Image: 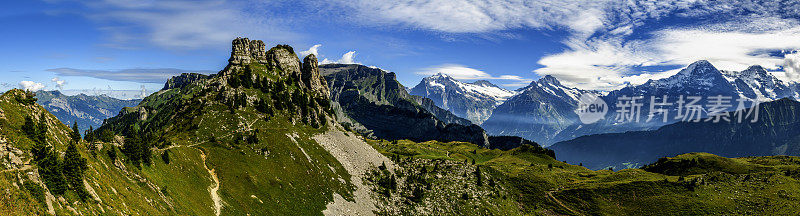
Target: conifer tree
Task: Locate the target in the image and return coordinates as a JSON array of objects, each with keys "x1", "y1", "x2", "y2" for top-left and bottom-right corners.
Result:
[
  {"x1": 475, "y1": 166, "x2": 483, "y2": 186},
  {"x1": 63, "y1": 143, "x2": 89, "y2": 199},
  {"x1": 162, "y1": 150, "x2": 170, "y2": 165},
  {"x1": 71, "y1": 122, "x2": 81, "y2": 144}
]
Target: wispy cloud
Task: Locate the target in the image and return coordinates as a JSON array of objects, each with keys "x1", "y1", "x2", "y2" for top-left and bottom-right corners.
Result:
[
  {"x1": 327, "y1": 0, "x2": 800, "y2": 90},
  {"x1": 53, "y1": 0, "x2": 300, "y2": 50},
  {"x1": 536, "y1": 21, "x2": 800, "y2": 90},
  {"x1": 51, "y1": 77, "x2": 66, "y2": 89},
  {"x1": 47, "y1": 68, "x2": 215, "y2": 83}
]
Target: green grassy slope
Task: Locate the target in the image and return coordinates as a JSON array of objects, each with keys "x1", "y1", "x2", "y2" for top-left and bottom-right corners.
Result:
[
  {"x1": 93, "y1": 44, "x2": 355, "y2": 215},
  {"x1": 0, "y1": 89, "x2": 187, "y2": 215},
  {"x1": 365, "y1": 137, "x2": 800, "y2": 215}
]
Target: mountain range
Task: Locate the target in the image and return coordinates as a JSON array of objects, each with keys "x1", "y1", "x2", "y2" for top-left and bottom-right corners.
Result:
[
  {"x1": 481, "y1": 60, "x2": 800, "y2": 145},
  {"x1": 409, "y1": 73, "x2": 516, "y2": 124},
  {"x1": 551, "y1": 98, "x2": 800, "y2": 170},
  {"x1": 34, "y1": 90, "x2": 141, "y2": 134},
  {"x1": 320, "y1": 63, "x2": 550, "y2": 151}
]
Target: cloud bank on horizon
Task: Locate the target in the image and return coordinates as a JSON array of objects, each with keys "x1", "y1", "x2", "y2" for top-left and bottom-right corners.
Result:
[{"x1": 46, "y1": 68, "x2": 215, "y2": 84}]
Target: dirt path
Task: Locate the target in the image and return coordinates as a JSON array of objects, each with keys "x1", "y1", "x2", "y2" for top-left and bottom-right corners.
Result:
[
  {"x1": 547, "y1": 190, "x2": 582, "y2": 216},
  {"x1": 313, "y1": 129, "x2": 395, "y2": 216},
  {"x1": 198, "y1": 148, "x2": 223, "y2": 216}
]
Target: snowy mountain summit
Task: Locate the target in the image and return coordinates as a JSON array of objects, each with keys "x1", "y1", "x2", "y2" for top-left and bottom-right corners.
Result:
[{"x1": 410, "y1": 73, "x2": 516, "y2": 124}]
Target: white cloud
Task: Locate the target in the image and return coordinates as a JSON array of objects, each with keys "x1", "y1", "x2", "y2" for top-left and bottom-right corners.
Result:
[
  {"x1": 339, "y1": 51, "x2": 356, "y2": 64},
  {"x1": 321, "y1": 51, "x2": 359, "y2": 64},
  {"x1": 299, "y1": 44, "x2": 322, "y2": 57},
  {"x1": 47, "y1": 68, "x2": 215, "y2": 83},
  {"x1": 535, "y1": 20, "x2": 800, "y2": 90},
  {"x1": 51, "y1": 77, "x2": 66, "y2": 89},
  {"x1": 784, "y1": 52, "x2": 800, "y2": 82},
  {"x1": 19, "y1": 81, "x2": 45, "y2": 91}
]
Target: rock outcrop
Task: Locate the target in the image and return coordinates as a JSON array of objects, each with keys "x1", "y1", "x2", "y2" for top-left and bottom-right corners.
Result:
[
  {"x1": 229, "y1": 37, "x2": 253, "y2": 65},
  {"x1": 162, "y1": 73, "x2": 209, "y2": 90},
  {"x1": 250, "y1": 40, "x2": 267, "y2": 64},
  {"x1": 228, "y1": 37, "x2": 268, "y2": 65},
  {"x1": 224, "y1": 38, "x2": 329, "y2": 96},
  {"x1": 321, "y1": 64, "x2": 490, "y2": 146},
  {"x1": 267, "y1": 45, "x2": 302, "y2": 78},
  {"x1": 301, "y1": 54, "x2": 329, "y2": 96}
]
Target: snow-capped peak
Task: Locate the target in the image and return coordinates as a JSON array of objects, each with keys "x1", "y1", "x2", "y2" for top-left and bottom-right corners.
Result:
[
  {"x1": 410, "y1": 74, "x2": 519, "y2": 124},
  {"x1": 430, "y1": 73, "x2": 452, "y2": 79},
  {"x1": 538, "y1": 75, "x2": 561, "y2": 86},
  {"x1": 723, "y1": 65, "x2": 794, "y2": 100},
  {"x1": 678, "y1": 60, "x2": 718, "y2": 77}
]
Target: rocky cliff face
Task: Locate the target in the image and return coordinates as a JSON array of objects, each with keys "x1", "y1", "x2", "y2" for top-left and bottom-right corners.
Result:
[
  {"x1": 213, "y1": 38, "x2": 330, "y2": 97},
  {"x1": 228, "y1": 37, "x2": 257, "y2": 65},
  {"x1": 321, "y1": 64, "x2": 489, "y2": 146},
  {"x1": 162, "y1": 73, "x2": 209, "y2": 90},
  {"x1": 302, "y1": 54, "x2": 329, "y2": 96}
]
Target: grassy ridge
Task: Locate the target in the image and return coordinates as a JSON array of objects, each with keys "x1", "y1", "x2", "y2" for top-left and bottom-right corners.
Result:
[
  {"x1": 365, "y1": 138, "x2": 800, "y2": 215},
  {"x1": 93, "y1": 51, "x2": 355, "y2": 215}
]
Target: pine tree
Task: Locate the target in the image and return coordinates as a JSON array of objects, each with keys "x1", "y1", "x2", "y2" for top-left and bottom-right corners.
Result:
[
  {"x1": 123, "y1": 134, "x2": 144, "y2": 168},
  {"x1": 37, "y1": 149, "x2": 67, "y2": 195},
  {"x1": 107, "y1": 146, "x2": 117, "y2": 162},
  {"x1": 22, "y1": 116, "x2": 36, "y2": 139},
  {"x1": 85, "y1": 126, "x2": 94, "y2": 143},
  {"x1": 63, "y1": 143, "x2": 89, "y2": 199},
  {"x1": 35, "y1": 113, "x2": 48, "y2": 145},
  {"x1": 475, "y1": 166, "x2": 483, "y2": 186},
  {"x1": 162, "y1": 150, "x2": 170, "y2": 165},
  {"x1": 71, "y1": 122, "x2": 81, "y2": 144}
]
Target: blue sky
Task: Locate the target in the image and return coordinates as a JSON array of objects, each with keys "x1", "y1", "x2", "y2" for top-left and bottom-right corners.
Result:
[{"x1": 3, "y1": 0, "x2": 800, "y2": 96}]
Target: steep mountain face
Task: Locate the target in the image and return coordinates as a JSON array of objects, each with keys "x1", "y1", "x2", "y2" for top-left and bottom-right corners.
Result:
[
  {"x1": 553, "y1": 60, "x2": 795, "y2": 143},
  {"x1": 35, "y1": 90, "x2": 141, "y2": 133},
  {"x1": 481, "y1": 75, "x2": 594, "y2": 145},
  {"x1": 485, "y1": 60, "x2": 799, "y2": 145},
  {"x1": 162, "y1": 73, "x2": 209, "y2": 90},
  {"x1": 321, "y1": 64, "x2": 489, "y2": 146},
  {"x1": 550, "y1": 98, "x2": 800, "y2": 170},
  {"x1": 550, "y1": 60, "x2": 746, "y2": 142},
  {"x1": 723, "y1": 65, "x2": 797, "y2": 100},
  {"x1": 409, "y1": 74, "x2": 516, "y2": 124}
]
